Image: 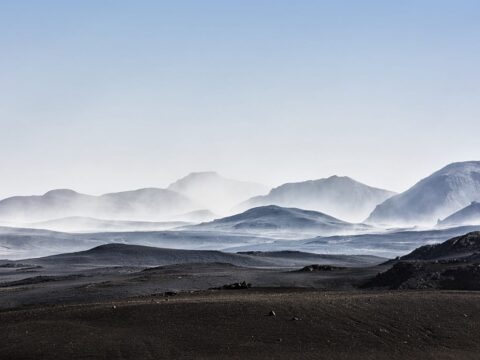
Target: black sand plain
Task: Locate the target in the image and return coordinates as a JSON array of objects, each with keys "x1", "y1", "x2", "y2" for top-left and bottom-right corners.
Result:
[{"x1": 3, "y1": 233, "x2": 480, "y2": 359}]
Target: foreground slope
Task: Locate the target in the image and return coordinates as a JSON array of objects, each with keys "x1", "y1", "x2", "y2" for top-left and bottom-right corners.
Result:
[
  {"x1": 2, "y1": 290, "x2": 480, "y2": 360},
  {"x1": 239, "y1": 176, "x2": 395, "y2": 222},
  {"x1": 0, "y1": 245, "x2": 384, "y2": 308},
  {"x1": 367, "y1": 161, "x2": 480, "y2": 226}
]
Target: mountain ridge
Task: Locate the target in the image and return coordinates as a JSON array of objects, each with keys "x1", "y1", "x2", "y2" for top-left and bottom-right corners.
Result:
[
  {"x1": 366, "y1": 161, "x2": 480, "y2": 226},
  {"x1": 437, "y1": 201, "x2": 480, "y2": 228},
  {"x1": 238, "y1": 176, "x2": 395, "y2": 222},
  {"x1": 0, "y1": 187, "x2": 199, "y2": 222}
]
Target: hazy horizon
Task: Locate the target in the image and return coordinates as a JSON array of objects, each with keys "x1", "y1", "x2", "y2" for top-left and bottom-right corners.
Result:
[
  {"x1": 1, "y1": 1, "x2": 479, "y2": 199},
  {"x1": 1, "y1": 161, "x2": 478, "y2": 201}
]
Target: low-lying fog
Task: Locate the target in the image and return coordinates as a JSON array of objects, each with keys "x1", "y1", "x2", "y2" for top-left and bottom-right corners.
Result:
[
  {"x1": 2, "y1": 222, "x2": 480, "y2": 261},
  {"x1": 2, "y1": 162, "x2": 480, "y2": 260}
]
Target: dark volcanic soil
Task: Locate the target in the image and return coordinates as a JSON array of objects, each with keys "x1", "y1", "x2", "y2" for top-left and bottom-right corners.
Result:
[
  {"x1": 4, "y1": 233, "x2": 480, "y2": 359},
  {"x1": 1, "y1": 289, "x2": 480, "y2": 360},
  {"x1": 0, "y1": 262, "x2": 385, "y2": 309}
]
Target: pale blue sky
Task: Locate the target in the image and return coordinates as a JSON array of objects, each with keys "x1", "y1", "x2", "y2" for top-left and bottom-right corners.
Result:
[{"x1": 1, "y1": 0, "x2": 479, "y2": 198}]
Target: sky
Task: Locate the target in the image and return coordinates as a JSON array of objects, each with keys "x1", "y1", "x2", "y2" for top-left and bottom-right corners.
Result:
[{"x1": 0, "y1": 0, "x2": 479, "y2": 199}]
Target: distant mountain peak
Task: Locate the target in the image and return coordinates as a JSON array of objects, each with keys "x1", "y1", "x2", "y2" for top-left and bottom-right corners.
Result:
[
  {"x1": 43, "y1": 189, "x2": 80, "y2": 197},
  {"x1": 367, "y1": 161, "x2": 480, "y2": 226},
  {"x1": 238, "y1": 176, "x2": 395, "y2": 223},
  {"x1": 326, "y1": 175, "x2": 351, "y2": 180},
  {"x1": 434, "y1": 161, "x2": 480, "y2": 175}
]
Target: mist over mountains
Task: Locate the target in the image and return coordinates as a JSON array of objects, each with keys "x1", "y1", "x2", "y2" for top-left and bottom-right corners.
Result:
[
  {"x1": 239, "y1": 176, "x2": 395, "y2": 222},
  {"x1": 1, "y1": 163, "x2": 480, "y2": 240},
  {"x1": 367, "y1": 161, "x2": 480, "y2": 226},
  {"x1": 168, "y1": 171, "x2": 268, "y2": 213},
  {"x1": 437, "y1": 201, "x2": 480, "y2": 228},
  {"x1": 0, "y1": 172, "x2": 267, "y2": 225},
  {"x1": 190, "y1": 205, "x2": 371, "y2": 238},
  {"x1": 0, "y1": 188, "x2": 198, "y2": 223},
  {"x1": 28, "y1": 217, "x2": 189, "y2": 233}
]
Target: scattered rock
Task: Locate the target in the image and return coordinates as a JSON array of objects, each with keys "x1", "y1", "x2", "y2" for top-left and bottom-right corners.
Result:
[
  {"x1": 363, "y1": 260, "x2": 480, "y2": 290},
  {"x1": 211, "y1": 281, "x2": 252, "y2": 290},
  {"x1": 0, "y1": 263, "x2": 37, "y2": 268},
  {"x1": 299, "y1": 264, "x2": 345, "y2": 272},
  {"x1": 268, "y1": 310, "x2": 276, "y2": 317},
  {"x1": 291, "y1": 316, "x2": 300, "y2": 321}
]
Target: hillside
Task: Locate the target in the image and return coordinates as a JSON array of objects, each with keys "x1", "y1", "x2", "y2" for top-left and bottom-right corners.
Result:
[
  {"x1": 191, "y1": 205, "x2": 371, "y2": 238},
  {"x1": 364, "y1": 232, "x2": 480, "y2": 290}
]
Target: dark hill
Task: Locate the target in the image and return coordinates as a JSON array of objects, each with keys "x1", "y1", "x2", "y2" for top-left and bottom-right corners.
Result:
[
  {"x1": 29, "y1": 244, "x2": 275, "y2": 268},
  {"x1": 363, "y1": 232, "x2": 480, "y2": 290},
  {"x1": 402, "y1": 231, "x2": 480, "y2": 261},
  {"x1": 190, "y1": 205, "x2": 371, "y2": 237}
]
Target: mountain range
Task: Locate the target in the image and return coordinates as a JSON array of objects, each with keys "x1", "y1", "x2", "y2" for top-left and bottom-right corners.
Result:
[
  {"x1": 1, "y1": 162, "x2": 480, "y2": 229},
  {"x1": 0, "y1": 172, "x2": 265, "y2": 223},
  {"x1": 0, "y1": 188, "x2": 198, "y2": 222}
]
